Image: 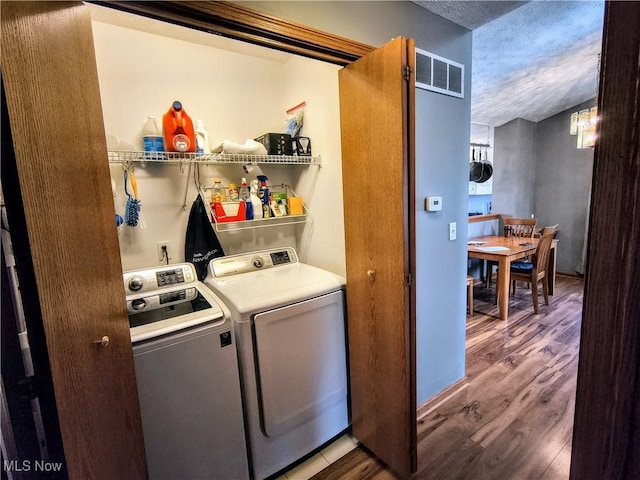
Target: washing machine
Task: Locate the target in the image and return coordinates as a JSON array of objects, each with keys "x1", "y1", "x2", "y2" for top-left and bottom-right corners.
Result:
[
  {"x1": 205, "y1": 247, "x2": 349, "y2": 480},
  {"x1": 124, "y1": 263, "x2": 249, "y2": 480}
]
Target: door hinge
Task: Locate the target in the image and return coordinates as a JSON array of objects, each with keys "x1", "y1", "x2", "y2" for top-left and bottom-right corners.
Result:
[
  {"x1": 403, "y1": 64, "x2": 411, "y2": 81},
  {"x1": 406, "y1": 273, "x2": 413, "y2": 287},
  {"x1": 18, "y1": 376, "x2": 37, "y2": 400}
]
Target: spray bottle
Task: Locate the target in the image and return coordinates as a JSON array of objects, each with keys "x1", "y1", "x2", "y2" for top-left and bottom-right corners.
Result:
[
  {"x1": 239, "y1": 178, "x2": 253, "y2": 220},
  {"x1": 250, "y1": 180, "x2": 263, "y2": 219},
  {"x1": 257, "y1": 175, "x2": 270, "y2": 218}
]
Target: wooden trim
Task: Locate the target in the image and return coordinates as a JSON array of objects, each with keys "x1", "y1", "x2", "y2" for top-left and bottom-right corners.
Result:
[
  {"x1": 416, "y1": 378, "x2": 468, "y2": 420},
  {"x1": 570, "y1": 1, "x2": 640, "y2": 478},
  {"x1": 407, "y1": 37, "x2": 418, "y2": 475},
  {"x1": 90, "y1": 1, "x2": 375, "y2": 65},
  {"x1": 468, "y1": 213, "x2": 502, "y2": 223}
]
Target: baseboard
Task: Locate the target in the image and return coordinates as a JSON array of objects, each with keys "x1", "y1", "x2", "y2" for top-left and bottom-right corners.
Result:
[
  {"x1": 556, "y1": 271, "x2": 584, "y2": 279},
  {"x1": 416, "y1": 377, "x2": 468, "y2": 420}
]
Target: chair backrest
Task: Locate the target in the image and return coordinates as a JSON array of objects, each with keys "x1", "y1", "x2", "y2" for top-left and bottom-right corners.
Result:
[
  {"x1": 534, "y1": 225, "x2": 558, "y2": 274},
  {"x1": 504, "y1": 217, "x2": 538, "y2": 238}
]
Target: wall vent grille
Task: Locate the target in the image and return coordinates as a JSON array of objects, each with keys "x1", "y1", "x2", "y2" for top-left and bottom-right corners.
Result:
[{"x1": 415, "y1": 48, "x2": 464, "y2": 98}]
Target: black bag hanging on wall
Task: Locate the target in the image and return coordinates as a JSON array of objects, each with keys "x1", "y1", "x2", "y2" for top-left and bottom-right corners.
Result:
[{"x1": 185, "y1": 195, "x2": 225, "y2": 280}]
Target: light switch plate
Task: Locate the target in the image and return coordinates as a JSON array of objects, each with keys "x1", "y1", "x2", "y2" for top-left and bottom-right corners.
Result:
[{"x1": 449, "y1": 222, "x2": 457, "y2": 241}]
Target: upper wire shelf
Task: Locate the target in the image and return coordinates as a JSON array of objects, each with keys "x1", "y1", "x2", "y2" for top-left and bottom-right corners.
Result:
[{"x1": 107, "y1": 150, "x2": 321, "y2": 166}]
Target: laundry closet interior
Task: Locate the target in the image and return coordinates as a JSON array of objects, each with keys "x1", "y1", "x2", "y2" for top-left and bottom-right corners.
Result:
[{"x1": 90, "y1": 4, "x2": 347, "y2": 276}]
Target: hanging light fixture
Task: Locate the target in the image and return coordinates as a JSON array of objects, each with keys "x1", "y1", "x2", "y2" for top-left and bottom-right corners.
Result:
[
  {"x1": 570, "y1": 54, "x2": 600, "y2": 149},
  {"x1": 570, "y1": 107, "x2": 597, "y2": 148}
]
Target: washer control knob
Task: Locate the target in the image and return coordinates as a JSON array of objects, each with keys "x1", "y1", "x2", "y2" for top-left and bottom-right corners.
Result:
[
  {"x1": 128, "y1": 276, "x2": 144, "y2": 292},
  {"x1": 252, "y1": 257, "x2": 264, "y2": 269},
  {"x1": 131, "y1": 298, "x2": 147, "y2": 311}
]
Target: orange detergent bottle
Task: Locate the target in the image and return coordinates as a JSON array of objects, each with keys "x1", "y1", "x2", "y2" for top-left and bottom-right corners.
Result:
[{"x1": 163, "y1": 100, "x2": 196, "y2": 153}]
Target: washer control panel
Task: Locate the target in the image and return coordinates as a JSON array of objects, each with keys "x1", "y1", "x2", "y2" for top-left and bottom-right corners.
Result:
[
  {"x1": 123, "y1": 263, "x2": 196, "y2": 296},
  {"x1": 125, "y1": 287, "x2": 197, "y2": 314},
  {"x1": 210, "y1": 247, "x2": 298, "y2": 278}
]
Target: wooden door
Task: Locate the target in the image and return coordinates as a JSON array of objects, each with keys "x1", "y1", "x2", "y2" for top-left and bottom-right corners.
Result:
[
  {"x1": 1, "y1": 2, "x2": 147, "y2": 478},
  {"x1": 339, "y1": 36, "x2": 417, "y2": 478},
  {"x1": 570, "y1": 1, "x2": 640, "y2": 478}
]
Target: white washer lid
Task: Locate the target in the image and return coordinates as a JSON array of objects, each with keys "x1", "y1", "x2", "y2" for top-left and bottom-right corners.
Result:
[
  {"x1": 129, "y1": 283, "x2": 227, "y2": 343},
  {"x1": 204, "y1": 263, "x2": 345, "y2": 316}
]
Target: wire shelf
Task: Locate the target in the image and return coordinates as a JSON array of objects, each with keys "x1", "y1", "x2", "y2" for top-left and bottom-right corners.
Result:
[
  {"x1": 107, "y1": 150, "x2": 321, "y2": 166},
  {"x1": 201, "y1": 185, "x2": 311, "y2": 232}
]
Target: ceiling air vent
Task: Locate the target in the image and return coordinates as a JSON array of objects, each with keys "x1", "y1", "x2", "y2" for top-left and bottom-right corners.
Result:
[{"x1": 415, "y1": 48, "x2": 464, "y2": 99}]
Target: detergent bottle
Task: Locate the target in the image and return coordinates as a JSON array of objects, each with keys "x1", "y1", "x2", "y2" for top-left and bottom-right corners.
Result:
[
  {"x1": 250, "y1": 180, "x2": 263, "y2": 219},
  {"x1": 163, "y1": 101, "x2": 196, "y2": 153},
  {"x1": 257, "y1": 175, "x2": 270, "y2": 218},
  {"x1": 142, "y1": 116, "x2": 164, "y2": 153},
  {"x1": 194, "y1": 119, "x2": 211, "y2": 154}
]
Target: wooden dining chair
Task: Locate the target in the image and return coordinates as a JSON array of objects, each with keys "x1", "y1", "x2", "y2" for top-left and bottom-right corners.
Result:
[
  {"x1": 486, "y1": 217, "x2": 538, "y2": 288},
  {"x1": 509, "y1": 225, "x2": 558, "y2": 314}
]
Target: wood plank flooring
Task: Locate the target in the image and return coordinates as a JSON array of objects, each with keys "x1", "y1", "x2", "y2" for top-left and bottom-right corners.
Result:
[{"x1": 311, "y1": 276, "x2": 584, "y2": 480}]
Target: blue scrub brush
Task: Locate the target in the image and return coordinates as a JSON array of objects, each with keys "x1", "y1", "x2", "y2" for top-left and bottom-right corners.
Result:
[{"x1": 124, "y1": 169, "x2": 141, "y2": 227}]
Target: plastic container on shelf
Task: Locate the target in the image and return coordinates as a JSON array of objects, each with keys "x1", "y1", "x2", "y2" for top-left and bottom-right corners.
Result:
[
  {"x1": 142, "y1": 116, "x2": 164, "y2": 153},
  {"x1": 162, "y1": 100, "x2": 196, "y2": 153},
  {"x1": 228, "y1": 183, "x2": 239, "y2": 201},
  {"x1": 195, "y1": 119, "x2": 211, "y2": 154},
  {"x1": 213, "y1": 201, "x2": 246, "y2": 223},
  {"x1": 211, "y1": 178, "x2": 227, "y2": 204}
]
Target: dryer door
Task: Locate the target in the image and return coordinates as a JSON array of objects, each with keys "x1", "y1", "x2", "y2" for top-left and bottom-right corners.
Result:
[{"x1": 253, "y1": 290, "x2": 348, "y2": 438}]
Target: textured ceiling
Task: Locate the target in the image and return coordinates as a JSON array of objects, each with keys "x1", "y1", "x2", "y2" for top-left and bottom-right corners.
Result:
[
  {"x1": 416, "y1": 0, "x2": 604, "y2": 127},
  {"x1": 414, "y1": 0, "x2": 528, "y2": 29}
]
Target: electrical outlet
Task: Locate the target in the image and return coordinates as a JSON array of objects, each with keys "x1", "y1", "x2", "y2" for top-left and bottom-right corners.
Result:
[
  {"x1": 156, "y1": 241, "x2": 170, "y2": 262},
  {"x1": 449, "y1": 222, "x2": 457, "y2": 241}
]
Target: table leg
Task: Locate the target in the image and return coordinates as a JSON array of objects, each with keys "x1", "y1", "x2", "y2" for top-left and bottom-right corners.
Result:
[
  {"x1": 548, "y1": 242, "x2": 557, "y2": 295},
  {"x1": 498, "y1": 257, "x2": 511, "y2": 320}
]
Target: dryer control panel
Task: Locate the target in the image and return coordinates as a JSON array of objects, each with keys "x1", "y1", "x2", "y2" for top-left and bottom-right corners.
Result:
[{"x1": 209, "y1": 247, "x2": 299, "y2": 278}]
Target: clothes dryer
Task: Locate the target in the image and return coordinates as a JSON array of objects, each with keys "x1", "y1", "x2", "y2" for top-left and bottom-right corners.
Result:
[{"x1": 205, "y1": 248, "x2": 348, "y2": 480}]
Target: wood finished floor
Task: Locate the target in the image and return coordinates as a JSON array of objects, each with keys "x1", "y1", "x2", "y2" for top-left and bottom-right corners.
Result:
[{"x1": 311, "y1": 276, "x2": 583, "y2": 480}]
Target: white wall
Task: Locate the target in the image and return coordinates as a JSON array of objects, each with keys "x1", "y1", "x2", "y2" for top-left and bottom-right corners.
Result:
[
  {"x1": 281, "y1": 57, "x2": 345, "y2": 275},
  {"x1": 91, "y1": 14, "x2": 344, "y2": 276}
]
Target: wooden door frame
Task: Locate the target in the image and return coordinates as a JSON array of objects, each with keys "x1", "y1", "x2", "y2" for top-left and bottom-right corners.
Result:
[
  {"x1": 569, "y1": 2, "x2": 640, "y2": 478},
  {"x1": 89, "y1": 0, "x2": 374, "y2": 65}
]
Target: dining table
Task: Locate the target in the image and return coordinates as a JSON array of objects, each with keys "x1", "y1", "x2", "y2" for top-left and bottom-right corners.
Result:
[{"x1": 467, "y1": 235, "x2": 558, "y2": 320}]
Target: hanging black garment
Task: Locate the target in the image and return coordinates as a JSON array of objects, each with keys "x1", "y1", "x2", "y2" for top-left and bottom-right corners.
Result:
[{"x1": 184, "y1": 195, "x2": 225, "y2": 280}]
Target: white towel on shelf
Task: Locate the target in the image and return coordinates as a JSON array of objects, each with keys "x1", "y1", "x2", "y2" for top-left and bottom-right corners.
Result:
[{"x1": 212, "y1": 139, "x2": 268, "y2": 155}]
